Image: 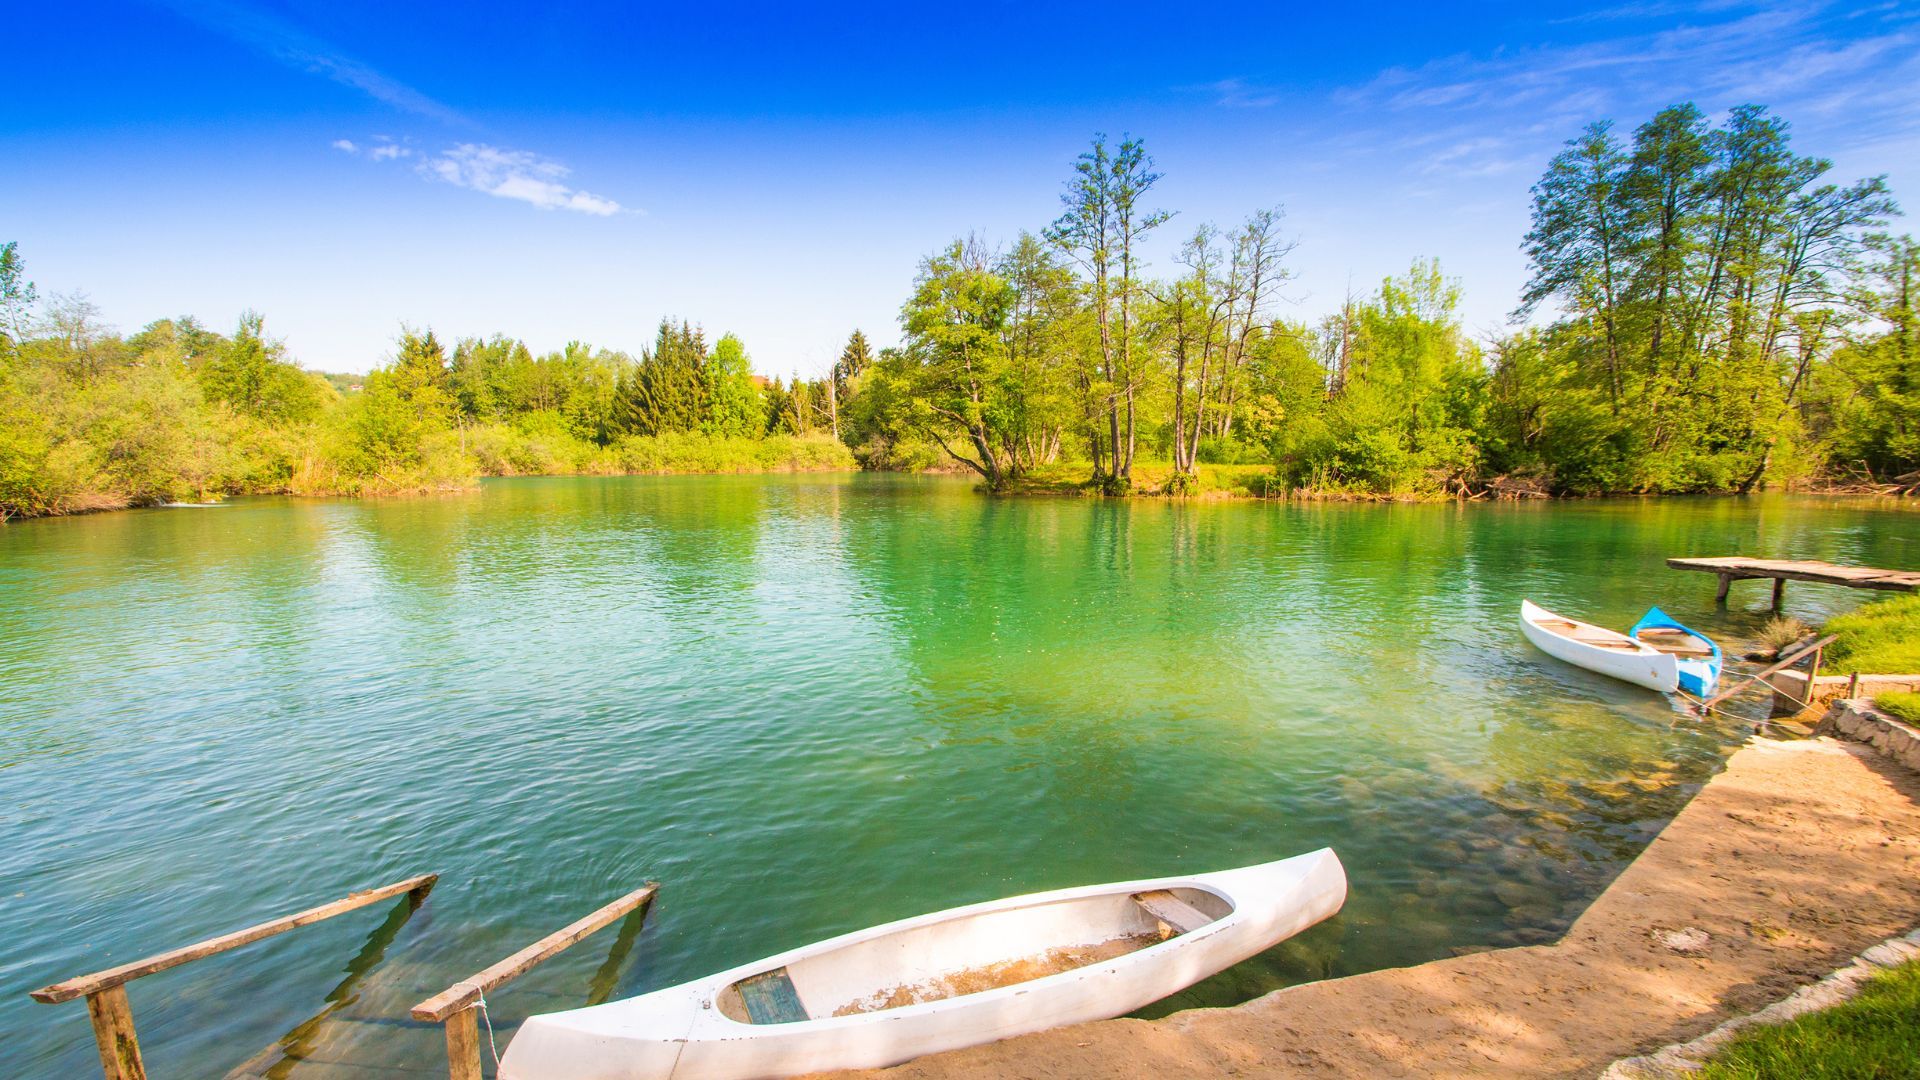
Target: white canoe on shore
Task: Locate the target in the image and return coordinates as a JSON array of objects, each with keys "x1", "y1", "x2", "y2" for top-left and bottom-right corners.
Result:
[
  {"x1": 1521, "y1": 598, "x2": 1681, "y2": 693},
  {"x1": 500, "y1": 850, "x2": 1348, "y2": 1080}
]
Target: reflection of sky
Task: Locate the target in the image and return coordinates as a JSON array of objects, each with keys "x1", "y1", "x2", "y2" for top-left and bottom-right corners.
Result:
[{"x1": 8, "y1": 2, "x2": 1915, "y2": 375}]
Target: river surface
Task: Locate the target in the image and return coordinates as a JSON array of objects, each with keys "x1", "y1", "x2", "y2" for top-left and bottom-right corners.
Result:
[{"x1": 2, "y1": 477, "x2": 1914, "y2": 1076}]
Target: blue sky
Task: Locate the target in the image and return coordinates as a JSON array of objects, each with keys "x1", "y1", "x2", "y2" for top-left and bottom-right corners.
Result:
[{"x1": 7, "y1": 1, "x2": 1918, "y2": 376}]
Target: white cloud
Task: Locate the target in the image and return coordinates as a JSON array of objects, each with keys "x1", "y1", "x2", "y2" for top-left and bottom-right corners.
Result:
[
  {"x1": 332, "y1": 136, "x2": 413, "y2": 161},
  {"x1": 419, "y1": 144, "x2": 624, "y2": 216}
]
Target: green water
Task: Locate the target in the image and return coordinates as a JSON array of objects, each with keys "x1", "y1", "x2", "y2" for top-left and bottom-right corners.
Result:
[{"x1": 2, "y1": 477, "x2": 1914, "y2": 1076}]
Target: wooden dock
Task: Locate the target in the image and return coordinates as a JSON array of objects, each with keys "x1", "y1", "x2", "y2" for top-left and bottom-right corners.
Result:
[{"x1": 1668, "y1": 557, "x2": 1920, "y2": 610}]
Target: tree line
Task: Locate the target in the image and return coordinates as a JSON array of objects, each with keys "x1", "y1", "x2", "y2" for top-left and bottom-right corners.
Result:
[
  {"x1": 2, "y1": 101, "x2": 1915, "y2": 519},
  {"x1": 0, "y1": 261, "x2": 856, "y2": 518},
  {"x1": 854, "y1": 108, "x2": 1914, "y2": 495}
]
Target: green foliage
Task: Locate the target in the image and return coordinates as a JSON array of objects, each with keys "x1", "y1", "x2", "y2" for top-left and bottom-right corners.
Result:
[
  {"x1": 1877, "y1": 691, "x2": 1920, "y2": 726},
  {"x1": 615, "y1": 320, "x2": 709, "y2": 437},
  {"x1": 0, "y1": 240, "x2": 36, "y2": 350},
  {"x1": 702, "y1": 333, "x2": 763, "y2": 438},
  {"x1": 1502, "y1": 104, "x2": 1900, "y2": 493},
  {"x1": 197, "y1": 311, "x2": 328, "y2": 423},
  {"x1": 1823, "y1": 595, "x2": 1920, "y2": 676},
  {"x1": 1692, "y1": 959, "x2": 1920, "y2": 1079},
  {"x1": 898, "y1": 239, "x2": 1021, "y2": 488},
  {"x1": 612, "y1": 431, "x2": 854, "y2": 473}
]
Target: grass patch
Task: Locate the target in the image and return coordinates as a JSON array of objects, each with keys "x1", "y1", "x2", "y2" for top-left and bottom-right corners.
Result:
[
  {"x1": 1693, "y1": 959, "x2": 1920, "y2": 1079},
  {"x1": 1823, "y1": 595, "x2": 1920, "y2": 676},
  {"x1": 1877, "y1": 691, "x2": 1920, "y2": 726},
  {"x1": 1755, "y1": 616, "x2": 1812, "y2": 654}
]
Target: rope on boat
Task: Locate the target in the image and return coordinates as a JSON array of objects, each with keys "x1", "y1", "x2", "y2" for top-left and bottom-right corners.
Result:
[{"x1": 476, "y1": 987, "x2": 504, "y2": 1069}]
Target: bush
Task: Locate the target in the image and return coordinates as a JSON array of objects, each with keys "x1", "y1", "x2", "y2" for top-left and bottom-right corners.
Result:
[{"x1": 612, "y1": 432, "x2": 854, "y2": 474}]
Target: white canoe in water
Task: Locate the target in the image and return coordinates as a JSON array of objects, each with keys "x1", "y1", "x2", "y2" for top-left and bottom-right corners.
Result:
[
  {"x1": 1521, "y1": 598, "x2": 1681, "y2": 693},
  {"x1": 500, "y1": 850, "x2": 1347, "y2": 1080}
]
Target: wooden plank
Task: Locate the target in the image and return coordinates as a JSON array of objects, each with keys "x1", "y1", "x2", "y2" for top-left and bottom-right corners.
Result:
[
  {"x1": 85, "y1": 986, "x2": 146, "y2": 1080},
  {"x1": 412, "y1": 882, "x2": 658, "y2": 1022},
  {"x1": 737, "y1": 968, "x2": 810, "y2": 1024},
  {"x1": 1668, "y1": 557, "x2": 1919, "y2": 592},
  {"x1": 1131, "y1": 890, "x2": 1212, "y2": 934},
  {"x1": 30, "y1": 874, "x2": 439, "y2": 1005}
]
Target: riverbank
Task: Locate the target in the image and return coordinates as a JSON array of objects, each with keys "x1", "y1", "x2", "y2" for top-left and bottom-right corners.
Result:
[
  {"x1": 984, "y1": 462, "x2": 1920, "y2": 504},
  {"x1": 826, "y1": 736, "x2": 1920, "y2": 1080},
  {"x1": 1, "y1": 431, "x2": 858, "y2": 520}
]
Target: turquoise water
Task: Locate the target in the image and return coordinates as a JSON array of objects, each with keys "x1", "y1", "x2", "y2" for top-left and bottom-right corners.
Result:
[{"x1": 1, "y1": 477, "x2": 1913, "y2": 1076}]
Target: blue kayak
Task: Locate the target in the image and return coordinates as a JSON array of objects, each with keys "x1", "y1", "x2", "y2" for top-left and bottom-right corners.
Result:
[{"x1": 1627, "y1": 607, "x2": 1723, "y2": 697}]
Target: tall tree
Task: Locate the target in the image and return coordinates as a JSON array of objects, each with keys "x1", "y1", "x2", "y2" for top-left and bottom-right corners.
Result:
[
  {"x1": 0, "y1": 242, "x2": 39, "y2": 353},
  {"x1": 1048, "y1": 134, "x2": 1169, "y2": 491}
]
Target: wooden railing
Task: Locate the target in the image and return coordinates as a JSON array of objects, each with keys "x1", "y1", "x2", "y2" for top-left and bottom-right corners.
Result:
[
  {"x1": 29, "y1": 873, "x2": 439, "y2": 1080},
  {"x1": 412, "y1": 882, "x2": 659, "y2": 1080},
  {"x1": 1700, "y1": 633, "x2": 1838, "y2": 712}
]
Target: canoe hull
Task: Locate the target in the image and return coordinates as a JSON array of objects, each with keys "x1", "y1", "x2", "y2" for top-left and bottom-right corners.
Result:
[
  {"x1": 1521, "y1": 600, "x2": 1678, "y2": 693},
  {"x1": 500, "y1": 850, "x2": 1346, "y2": 1080}
]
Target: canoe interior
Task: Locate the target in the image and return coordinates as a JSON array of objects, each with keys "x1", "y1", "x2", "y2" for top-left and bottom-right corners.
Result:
[
  {"x1": 1533, "y1": 616, "x2": 1651, "y2": 653},
  {"x1": 1631, "y1": 627, "x2": 1715, "y2": 656},
  {"x1": 715, "y1": 886, "x2": 1232, "y2": 1024}
]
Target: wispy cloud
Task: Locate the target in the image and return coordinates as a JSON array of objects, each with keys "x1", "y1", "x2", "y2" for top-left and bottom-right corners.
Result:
[
  {"x1": 337, "y1": 138, "x2": 627, "y2": 216},
  {"x1": 1342, "y1": 2, "x2": 1919, "y2": 129},
  {"x1": 155, "y1": 0, "x2": 467, "y2": 125},
  {"x1": 1325, "y1": 0, "x2": 1920, "y2": 194},
  {"x1": 1200, "y1": 78, "x2": 1281, "y2": 109}
]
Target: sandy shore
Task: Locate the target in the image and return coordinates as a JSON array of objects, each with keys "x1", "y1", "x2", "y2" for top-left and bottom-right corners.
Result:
[{"x1": 825, "y1": 737, "x2": 1920, "y2": 1079}]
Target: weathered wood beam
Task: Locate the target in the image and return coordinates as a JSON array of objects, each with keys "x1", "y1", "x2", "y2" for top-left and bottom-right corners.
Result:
[
  {"x1": 411, "y1": 882, "x2": 658, "y2": 1023},
  {"x1": 30, "y1": 874, "x2": 438, "y2": 1005},
  {"x1": 411, "y1": 882, "x2": 658, "y2": 1080},
  {"x1": 85, "y1": 986, "x2": 145, "y2": 1080},
  {"x1": 1668, "y1": 557, "x2": 1920, "y2": 592},
  {"x1": 444, "y1": 1008, "x2": 483, "y2": 1080}
]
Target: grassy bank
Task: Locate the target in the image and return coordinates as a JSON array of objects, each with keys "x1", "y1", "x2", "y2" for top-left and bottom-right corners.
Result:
[
  {"x1": 7, "y1": 422, "x2": 857, "y2": 519},
  {"x1": 1824, "y1": 595, "x2": 1920, "y2": 675},
  {"x1": 992, "y1": 460, "x2": 1516, "y2": 501},
  {"x1": 1877, "y1": 692, "x2": 1920, "y2": 726},
  {"x1": 1693, "y1": 959, "x2": 1920, "y2": 1079}
]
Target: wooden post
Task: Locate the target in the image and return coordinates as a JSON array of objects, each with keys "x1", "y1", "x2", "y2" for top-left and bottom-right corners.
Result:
[
  {"x1": 1771, "y1": 577, "x2": 1786, "y2": 612},
  {"x1": 443, "y1": 1005, "x2": 483, "y2": 1080},
  {"x1": 85, "y1": 986, "x2": 145, "y2": 1080},
  {"x1": 1716, "y1": 572, "x2": 1732, "y2": 603},
  {"x1": 1847, "y1": 671, "x2": 1861, "y2": 699}
]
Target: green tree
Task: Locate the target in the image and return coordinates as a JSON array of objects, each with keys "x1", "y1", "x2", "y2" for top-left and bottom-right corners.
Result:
[
  {"x1": 197, "y1": 311, "x2": 323, "y2": 423},
  {"x1": 1047, "y1": 134, "x2": 1170, "y2": 491},
  {"x1": 703, "y1": 333, "x2": 762, "y2": 438},
  {"x1": 1, "y1": 242, "x2": 39, "y2": 353},
  {"x1": 899, "y1": 240, "x2": 1018, "y2": 489}
]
